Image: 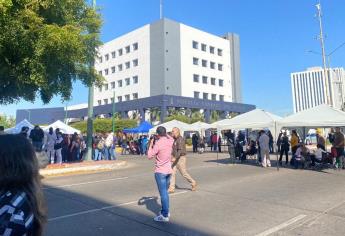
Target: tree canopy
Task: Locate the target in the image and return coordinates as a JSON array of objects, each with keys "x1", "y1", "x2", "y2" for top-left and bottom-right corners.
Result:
[{"x1": 0, "y1": 0, "x2": 102, "y2": 105}]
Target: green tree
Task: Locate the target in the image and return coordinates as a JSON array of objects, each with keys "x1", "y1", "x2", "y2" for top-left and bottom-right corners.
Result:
[
  {"x1": 71, "y1": 118, "x2": 136, "y2": 134},
  {"x1": 165, "y1": 114, "x2": 191, "y2": 124},
  {"x1": 0, "y1": 114, "x2": 16, "y2": 128},
  {"x1": 0, "y1": 0, "x2": 102, "y2": 104}
]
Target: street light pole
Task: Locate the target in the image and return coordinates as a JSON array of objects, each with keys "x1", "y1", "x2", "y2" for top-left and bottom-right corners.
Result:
[
  {"x1": 85, "y1": 0, "x2": 96, "y2": 161},
  {"x1": 316, "y1": 2, "x2": 330, "y2": 105}
]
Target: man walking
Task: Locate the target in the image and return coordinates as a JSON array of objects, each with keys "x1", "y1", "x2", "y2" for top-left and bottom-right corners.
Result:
[
  {"x1": 29, "y1": 125, "x2": 44, "y2": 152},
  {"x1": 147, "y1": 126, "x2": 174, "y2": 222},
  {"x1": 46, "y1": 127, "x2": 56, "y2": 164},
  {"x1": 168, "y1": 127, "x2": 197, "y2": 193},
  {"x1": 333, "y1": 127, "x2": 344, "y2": 169},
  {"x1": 259, "y1": 130, "x2": 271, "y2": 167}
]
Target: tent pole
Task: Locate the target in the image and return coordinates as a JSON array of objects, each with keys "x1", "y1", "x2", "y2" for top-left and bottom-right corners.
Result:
[{"x1": 275, "y1": 122, "x2": 279, "y2": 171}]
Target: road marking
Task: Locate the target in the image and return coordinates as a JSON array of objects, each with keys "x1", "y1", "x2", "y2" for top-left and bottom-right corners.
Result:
[
  {"x1": 48, "y1": 191, "x2": 188, "y2": 222},
  {"x1": 255, "y1": 214, "x2": 307, "y2": 236},
  {"x1": 43, "y1": 177, "x2": 129, "y2": 190}
]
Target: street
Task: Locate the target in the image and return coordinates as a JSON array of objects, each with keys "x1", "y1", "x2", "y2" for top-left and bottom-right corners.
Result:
[{"x1": 43, "y1": 152, "x2": 345, "y2": 236}]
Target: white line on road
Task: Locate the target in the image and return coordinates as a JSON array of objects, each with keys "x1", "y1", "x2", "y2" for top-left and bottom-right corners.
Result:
[
  {"x1": 48, "y1": 191, "x2": 188, "y2": 222},
  {"x1": 43, "y1": 177, "x2": 129, "y2": 190},
  {"x1": 255, "y1": 214, "x2": 307, "y2": 236}
]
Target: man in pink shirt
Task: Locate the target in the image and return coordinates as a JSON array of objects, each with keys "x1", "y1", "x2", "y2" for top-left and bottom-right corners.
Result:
[{"x1": 147, "y1": 126, "x2": 174, "y2": 222}]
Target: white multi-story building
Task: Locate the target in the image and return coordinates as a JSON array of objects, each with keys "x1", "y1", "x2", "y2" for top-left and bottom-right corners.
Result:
[
  {"x1": 291, "y1": 67, "x2": 345, "y2": 113},
  {"x1": 94, "y1": 18, "x2": 242, "y2": 106}
]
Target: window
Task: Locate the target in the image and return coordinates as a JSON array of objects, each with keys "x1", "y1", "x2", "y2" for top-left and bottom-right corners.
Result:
[
  {"x1": 202, "y1": 60, "x2": 207, "y2": 67},
  {"x1": 201, "y1": 44, "x2": 207, "y2": 52},
  {"x1": 202, "y1": 76, "x2": 208, "y2": 84},
  {"x1": 194, "y1": 91, "x2": 200, "y2": 99},
  {"x1": 111, "y1": 97, "x2": 114, "y2": 103},
  {"x1": 125, "y1": 62, "x2": 130, "y2": 69},
  {"x1": 104, "y1": 68, "x2": 109, "y2": 75},
  {"x1": 118, "y1": 64, "x2": 123, "y2": 71},
  {"x1": 133, "y1": 59, "x2": 138, "y2": 67},
  {"x1": 104, "y1": 83, "x2": 108, "y2": 91},
  {"x1": 193, "y1": 74, "x2": 199, "y2": 83},
  {"x1": 133, "y1": 93, "x2": 138, "y2": 99},
  {"x1": 111, "y1": 82, "x2": 115, "y2": 89},
  {"x1": 125, "y1": 95, "x2": 130, "y2": 101},
  {"x1": 211, "y1": 94, "x2": 217, "y2": 101},
  {"x1": 210, "y1": 62, "x2": 215, "y2": 69},
  {"x1": 99, "y1": 56, "x2": 103, "y2": 63},
  {"x1": 217, "y1": 49, "x2": 223, "y2": 56},
  {"x1": 210, "y1": 46, "x2": 215, "y2": 54},
  {"x1": 125, "y1": 78, "x2": 130, "y2": 86},
  {"x1": 111, "y1": 66, "x2": 116, "y2": 73},
  {"x1": 192, "y1": 41, "x2": 199, "y2": 49},
  {"x1": 193, "y1": 57, "x2": 199, "y2": 65},
  {"x1": 219, "y1": 95, "x2": 224, "y2": 101},
  {"x1": 105, "y1": 54, "x2": 109, "y2": 61},
  {"x1": 133, "y1": 42, "x2": 138, "y2": 50},
  {"x1": 98, "y1": 86, "x2": 102, "y2": 92},
  {"x1": 118, "y1": 49, "x2": 123, "y2": 56},
  {"x1": 218, "y1": 64, "x2": 223, "y2": 71},
  {"x1": 117, "y1": 96, "x2": 122, "y2": 102},
  {"x1": 219, "y1": 79, "x2": 224, "y2": 87},
  {"x1": 211, "y1": 77, "x2": 216, "y2": 85},
  {"x1": 118, "y1": 80, "x2": 123, "y2": 87},
  {"x1": 97, "y1": 100, "x2": 101, "y2": 105},
  {"x1": 203, "y1": 93, "x2": 208, "y2": 100},
  {"x1": 125, "y1": 46, "x2": 130, "y2": 53},
  {"x1": 98, "y1": 71, "x2": 102, "y2": 76},
  {"x1": 133, "y1": 76, "x2": 138, "y2": 84},
  {"x1": 104, "y1": 99, "x2": 108, "y2": 105},
  {"x1": 111, "y1": 51, "x2": 116, "y2": 58}
]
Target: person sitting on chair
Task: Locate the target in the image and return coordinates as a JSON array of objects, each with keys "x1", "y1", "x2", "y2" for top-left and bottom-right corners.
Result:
[{"x1": 241, "y1": 140, "x2": 257, "y2": 162}]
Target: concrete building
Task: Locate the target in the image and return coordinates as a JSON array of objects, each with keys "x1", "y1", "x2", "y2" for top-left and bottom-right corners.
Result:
[
  {"x1": 291, "y1": 67, "x2": 345, "y2": 113},
  {"x1": 94, "y1": 18, "x2": 242, "y2": 105}
]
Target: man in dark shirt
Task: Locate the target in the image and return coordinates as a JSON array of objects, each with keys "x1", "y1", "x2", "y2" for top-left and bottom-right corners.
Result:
[
  {"x1": 333, "y1": 127, "x2": 344, "y2": 169},
  {"x1": 168, "y1": 127, "x2": 197, "y2": 193},
  {"x1": 29, "y1": 125, "x2": 45, "y2": 152}
]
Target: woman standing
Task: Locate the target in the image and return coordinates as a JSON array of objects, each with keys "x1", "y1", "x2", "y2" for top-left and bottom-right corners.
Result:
[{"x1": 0, "y1": 134, "x2": 46, "y2": 235}]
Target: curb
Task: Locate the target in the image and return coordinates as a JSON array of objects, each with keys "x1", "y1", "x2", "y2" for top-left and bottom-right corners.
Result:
[{"x1": 39, "y1": 160, "x2": 128, "y2": 177}]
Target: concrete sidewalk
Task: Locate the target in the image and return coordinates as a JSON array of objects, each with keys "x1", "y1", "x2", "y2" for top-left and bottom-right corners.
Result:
[{"x1": 39, "y1": 160, "x2": 128, "y2": 177}]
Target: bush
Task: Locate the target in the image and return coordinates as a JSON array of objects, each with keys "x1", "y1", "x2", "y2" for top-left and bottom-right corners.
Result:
[
  {"x1": 185, "y1": 138, "x2": 192, "y2": 146},
  {"x1": 70, "y1": 118, "x2": 137, "y2": 134}
]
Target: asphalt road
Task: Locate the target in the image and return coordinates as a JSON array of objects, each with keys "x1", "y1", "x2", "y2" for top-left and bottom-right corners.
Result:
[{"x1": 42, "y1": 152, "x2": 345, "y2": 236}]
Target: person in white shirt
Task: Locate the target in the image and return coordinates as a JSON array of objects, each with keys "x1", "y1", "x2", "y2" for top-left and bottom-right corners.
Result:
[
  {"x1": 55, "y1": 132, "x2": 64, "y2": 164},
  {"x1": 259, "y1": 130, "x2": 271, "y2": 167},
  {"x1": 46, "y1": 127, "x2": 56, "y2": 164},
  {"x1": 311, "y1": 144, "x2": 327, "y2": 166}
]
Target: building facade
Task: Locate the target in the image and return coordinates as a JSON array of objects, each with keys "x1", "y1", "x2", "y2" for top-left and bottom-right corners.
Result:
[
  {"x1": 94, "y1": 18, "x2": 242, "y2": 106},
  {"x1": 291, "y1": 67, "x2": 345, "y2": 113}
]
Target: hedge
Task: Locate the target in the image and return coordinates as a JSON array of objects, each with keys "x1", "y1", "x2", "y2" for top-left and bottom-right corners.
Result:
[{"x1": 70, "y1": 118, "x2": 137, "y2": 134}]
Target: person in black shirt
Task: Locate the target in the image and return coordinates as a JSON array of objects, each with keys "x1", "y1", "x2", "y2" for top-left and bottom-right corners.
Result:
[
  {"x1": 0, "y1": 134, "x2": 46, "y2": 236},
  {"x1": 279, "y1": 132, "x2": 290, "y2": 166},
  {"x1": 29, "y1": 125, "x2": 45, "y2": 152}
]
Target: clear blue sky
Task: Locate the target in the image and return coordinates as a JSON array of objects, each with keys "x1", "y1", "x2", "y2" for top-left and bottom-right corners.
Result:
[{"x1": 1, "y1": 0, "x2": 345, "y2": 117}]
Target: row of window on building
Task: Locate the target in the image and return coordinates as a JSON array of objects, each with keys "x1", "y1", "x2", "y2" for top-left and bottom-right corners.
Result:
[
  {"x1": 193, "y1": 74, "x2": 224, "y2": 87},
  {"x1": 192, "y1": 41, "x2": 223, "y2": 56},
  {"x1": 97, "y1": 93, "x2": 139, "y2": 105},
  {"x1": 193, "y1": 57, "x2": 223, "y2": 71},
  {"x1": 98, "y1": 43, "x2": 139, "y2": 63},
  {"x1": 98, "y1": 59, "x2": 139, "y2": 76},
  {"x1": 194, "y1": 92, "x2": 224, "y2": 101},
  {"x1": 98, "y1": 76, "x2": 139, "y2": 92}
]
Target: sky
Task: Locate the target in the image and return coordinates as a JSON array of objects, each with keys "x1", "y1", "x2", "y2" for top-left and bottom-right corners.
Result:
[{"x1": 1, "y1": 0, "x2": 345, "y2": 117}]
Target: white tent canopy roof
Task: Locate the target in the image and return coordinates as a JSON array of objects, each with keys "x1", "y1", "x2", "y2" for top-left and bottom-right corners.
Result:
[
  {"x1": 5, "y1": 119, "x2": 34, "y2": 134},
  {"x1": 43, "y1": 120, "x2": 81, "y2": 135},
  {"x1": 186, "y1": 121, "x2": 214, "y2": 131},
  {"x1": 277, "y1": 104, "x2": 345, "y2": 129},
  {"x1": 149, "y1": 120, "x2": 190, "y2": 135},
  {"x1": 213, "y1": 109, "x2": 282, "y2": 131}
]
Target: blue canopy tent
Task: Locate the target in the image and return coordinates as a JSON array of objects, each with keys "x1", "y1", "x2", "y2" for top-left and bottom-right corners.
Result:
[{"x1": 123, "y1": 121, "x2": 153, "y2": 134}]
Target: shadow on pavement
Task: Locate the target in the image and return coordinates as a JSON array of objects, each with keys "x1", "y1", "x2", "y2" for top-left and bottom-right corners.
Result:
[{"x1": 43, "y1": 184, "x2": 212, "y2": 236}]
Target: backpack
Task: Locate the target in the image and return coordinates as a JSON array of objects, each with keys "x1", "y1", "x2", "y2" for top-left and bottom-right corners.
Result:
[{"x1": 97, "y1": 140, "x2": 105, "y2": 150}]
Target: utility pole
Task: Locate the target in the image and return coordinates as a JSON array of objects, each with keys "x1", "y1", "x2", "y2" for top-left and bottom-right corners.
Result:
[
  {"x1": 316, "y1": 1, "x2": 330, "y2": 105},
  {"x1": 85, "y1": 0, "x2": 96, "y2": 161},
  {"x1": 160, "y1": 0, "x2": 163, "y2": 19},
  {"x1": 112, "y1": 91, "x2": 116, "y2": 133}
]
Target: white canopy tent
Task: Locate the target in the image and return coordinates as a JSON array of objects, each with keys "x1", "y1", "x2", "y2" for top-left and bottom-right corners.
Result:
[
  {"x1": 149, "y1": 119, "x2": 190, "y2": 135},
  {"x1": 43, "y1": 120, "x2": 81, "y2": 135},
  {"x1": 187, "y1": 121, "x2": 213, "y2": 131},
  {"x1": 5, "y1": 119, "x2": 34, "y2": 134},
  {"x1": 277, "y1": 104, "x2": 345, "y2": 130},
  {"x1": 213, "y1": 109, "x2": 282, "y2": 139}
]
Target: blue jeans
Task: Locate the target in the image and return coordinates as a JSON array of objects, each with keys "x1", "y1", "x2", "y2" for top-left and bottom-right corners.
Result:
[
  {"x1": 94, "y1": 149, "x2": 102, "y2": 161},
  {"x1": 154, "y1": 173, "x2": 171, "y2": 217}
]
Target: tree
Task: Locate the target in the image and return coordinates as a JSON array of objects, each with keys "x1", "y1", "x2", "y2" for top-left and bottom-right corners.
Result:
[
  {"x1": 0, "y1": 114, "x2": 16, "y2": 128},
  {"x1": 71, "y1": 118, "x2": 137, "y2": 134},
  {"x1": 0, "y1": 0, "x2": 102, "y2": 105}
]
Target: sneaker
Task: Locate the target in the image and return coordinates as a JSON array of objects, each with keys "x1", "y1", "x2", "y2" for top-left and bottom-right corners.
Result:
[{"x1": 154, "y1": 214, "x2": 169, "y2": 222}]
